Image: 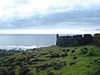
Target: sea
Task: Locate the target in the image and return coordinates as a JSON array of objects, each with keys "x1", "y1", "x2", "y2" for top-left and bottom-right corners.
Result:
[{"x1": 0, "y1": 34, "x2": 56, "y2": 50}]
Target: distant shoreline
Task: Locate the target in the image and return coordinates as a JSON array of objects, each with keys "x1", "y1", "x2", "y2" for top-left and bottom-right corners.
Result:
[
  {"x1": 0, "y1": 45, "x2": 38, "y2": 50},
  {"x1": 0, "y1": 45, "x2": 53, "y2": 50}
]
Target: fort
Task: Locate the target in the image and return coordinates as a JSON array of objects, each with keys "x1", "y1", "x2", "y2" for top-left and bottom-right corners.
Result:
[{"x1": 56, "y1": 34, "x2": 100, "y2": 47}]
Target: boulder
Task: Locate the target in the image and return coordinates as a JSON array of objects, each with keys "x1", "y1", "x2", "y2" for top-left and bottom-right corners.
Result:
[
  {"x1": 61, "y1": 53, "x2": 68, "y2": 57},
  {"x1": 50, "y1": 53, "x2": 60, "y2": 58}
]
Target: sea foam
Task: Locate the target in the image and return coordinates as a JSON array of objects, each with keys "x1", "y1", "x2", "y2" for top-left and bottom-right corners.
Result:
[{"x1": 0, "y1": 45, "x2": 38, "y2": 50}]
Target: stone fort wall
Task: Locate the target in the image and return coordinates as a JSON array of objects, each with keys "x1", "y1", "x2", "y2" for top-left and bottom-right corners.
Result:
[{"x1": 56, "y1": 34, "x2": 100, "y2": 47}]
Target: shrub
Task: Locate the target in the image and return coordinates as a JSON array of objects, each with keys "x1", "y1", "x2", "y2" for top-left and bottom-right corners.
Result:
[
  {"x1": 62, "y1": 49, "x2": 66, "y2": 52},
  {"x1": 80, "y1": 49, "x2": 88, "y2": 55},
  {"x1": 71, "y1": 50, "x2": 75, "y2": 53},
  {"x1": 50, "y1": 53, "x2": 60, "y2": 58},
  {"x1": 87, "y1": 50, "x2": 95, "y2": 56},
  {"x1": 95, "y1": 58, "x2": 100, "y2": 64},
  {"x1": 0, "y1": 67, "x2": 15, "y2": 75},
  {"x1": 67, "y1": 49, "x2": 70, "y2": 52},
  {"x1": 69, "y1": 61, "x2": 76, "y2": 66},
  {"x1": 54, "y1": 64, "x2": 61, "y2": 70},
  {"x1": 47, "y1": 71, "x2": 55, "y2": 75},
  {"x1": 61, "y1": 53, "x2": 68, "y2": 57},
  {"x1": 19, "y1": 66, "x2": 29, "y2": 75},
  {"x1": 73, "y1": 56, "x2": 77, "y2": 60},
  {"x1": 59, "y1": 61, "x2": 67, "y2": 67},
  {"x1": 86, "y1": 64, "x2": 90, "y2": 67},
  {"x1": 53, "y1": 61, "x2": 67, "y2": 70},
  {"x1": 91, "y1": 68, "x2": 100, "y2": 75}
]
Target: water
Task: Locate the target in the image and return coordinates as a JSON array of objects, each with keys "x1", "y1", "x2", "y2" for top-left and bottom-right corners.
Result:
[{"x1": 0, "y1": 34, "x2": 56, "y2": 50}]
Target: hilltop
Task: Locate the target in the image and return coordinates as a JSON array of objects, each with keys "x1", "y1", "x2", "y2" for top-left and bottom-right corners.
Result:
[{"x1": 0, "y1": 45, "x2": 100, "y2": 75}]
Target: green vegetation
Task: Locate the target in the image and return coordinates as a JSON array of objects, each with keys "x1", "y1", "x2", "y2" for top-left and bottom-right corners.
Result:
[
  {"x1": 0, "y1": 45, "x2": 100, "y2": 75},
  {"x1": 0, "y1": 49, "x2": 23, "y2": 57}
]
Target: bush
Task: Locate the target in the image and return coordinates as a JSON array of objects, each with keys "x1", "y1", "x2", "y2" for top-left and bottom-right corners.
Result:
[
  {"x1": 47, "y1": 71, "x2": 55, "y2": 75},
  {"x1": 67, "y1": 49, "x2": 70, "y2": 52},
  {"x1": 87, "y1": 50, "x2": 95, "y2": 56},
  {"x1": 91, "y1": 68, "x2": 100, "y2": 75},
  {"x1": 86, "y1": 64, "x2": 90, "y2": 67},
  {"x1": 19, "y1": 66, "x2": 29, "y2": 75},
  {"x1": 71, "y1": 50, "x2": 75, "y2": 53},
  {"x1": 73, "y1": 56, "x2": 77, "y2": 60},
  {"x1": 69, "y1": 61, "x2": 76, "y2": 66},
  {"x1": 80, "y1": 48, "x2": 88, "y2": 55},
  {"x1": 53, "y1": 61, "x2": 66, "y2": 70},
  {"x1": 54, "y1": 64, "x2": 61, "y2": 70},
  {"x1": 95, "y1": 58, "x2": 100, "y2": 64},
  {"x1": 61, "y1": 53, "x2": 68, "y2": 57},
  {"x1": 50, "y1": 53, "x2": 60, "y2": 58},
  {"x1": 0, "y1": 67, "x2": 15, "y2": 75}
]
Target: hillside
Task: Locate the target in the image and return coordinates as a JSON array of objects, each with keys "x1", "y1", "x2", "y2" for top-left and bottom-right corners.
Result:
[{"x1": 0, "y1": 45, "x2": 100, "y2": 75}]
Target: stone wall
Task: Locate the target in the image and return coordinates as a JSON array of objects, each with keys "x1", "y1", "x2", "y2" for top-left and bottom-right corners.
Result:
[
  {"x1": 56, "y1": 34, "x2": 93, "y2": 47},
  {"x1": 93, "y1": 34, "x2": 100, "y2": 47}
]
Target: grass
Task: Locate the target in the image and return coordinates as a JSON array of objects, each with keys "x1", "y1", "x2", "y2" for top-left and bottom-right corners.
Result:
[{"x1": 0, "y1": 45, "x2": 100, "y2": 75}]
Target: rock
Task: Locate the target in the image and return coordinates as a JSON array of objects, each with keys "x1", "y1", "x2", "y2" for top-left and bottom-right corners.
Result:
[
  {"x1": 59, "y1": 61, "x2": 67, "y2": 67},
  {"x1": 54, "y1": 64, "x2": 61, "y2": 70},
  {"x1": 53, "y1": 61, "x2": 66, "y2": 70},
  {"x1": 36, "y1": 63, "x2": 53, "y2": 71},
  {"x1": 30, "y1": 59, "x2": 46, "y2": 64},
  {"x1": 36, "y1": 64, "x2": 48, "y2": 70},
  {"x1": 19, "y1": 66, "x2": 29, "y2": 75},
  {"x1": 61, "y1": 53, "x2": 68, "y2": 57},
  {"x1": 50, "y1": 53, "x2": 60, "y2": 58}
]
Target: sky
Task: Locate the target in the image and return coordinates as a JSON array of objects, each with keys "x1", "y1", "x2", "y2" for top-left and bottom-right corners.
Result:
[{"x1": 0, "y1": 0, "x2": 100, "y2": 34}]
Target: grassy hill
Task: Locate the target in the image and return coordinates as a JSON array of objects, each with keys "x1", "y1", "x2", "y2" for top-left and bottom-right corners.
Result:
[{"x1": 0, "y1": 45, "x2": 100, "y2": 75}]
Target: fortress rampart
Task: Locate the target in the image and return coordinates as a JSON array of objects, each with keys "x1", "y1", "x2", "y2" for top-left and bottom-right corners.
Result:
[{"x1": 56, "y1": 34, "x2": 100, "y2": 47}]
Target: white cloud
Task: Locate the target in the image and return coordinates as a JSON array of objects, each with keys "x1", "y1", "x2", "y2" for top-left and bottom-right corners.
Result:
[
  {"x1": 0, "y1": 28, "x2": 99, "y2": 34},
  {"x1": 0, "y1": 29, "x2": 88, "y2": 34},
  {"x1": 0, "y1": 0, "x2": 100, "y2": 34},
  {"x1": 0, "y1": 0, "x2": 100, "y2": 19}
]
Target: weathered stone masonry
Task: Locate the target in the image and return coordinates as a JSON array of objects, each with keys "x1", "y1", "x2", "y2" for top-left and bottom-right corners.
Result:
[{"x1": 56, "y1": 34, "x2": 100, "y2": 47}]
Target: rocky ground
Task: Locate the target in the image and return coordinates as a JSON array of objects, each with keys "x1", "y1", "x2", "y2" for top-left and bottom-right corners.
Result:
[{"x1": 0, "y1": 45, "x2": 100, "y2": 75}]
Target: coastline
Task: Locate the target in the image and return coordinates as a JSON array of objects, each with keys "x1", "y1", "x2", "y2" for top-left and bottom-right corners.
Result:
[
  {"x1": 0, "y1": 45, "x2": 54, "y2": 50},
  {"x1": 0, "y1": 45, "x2": 38, "y2": 50}
]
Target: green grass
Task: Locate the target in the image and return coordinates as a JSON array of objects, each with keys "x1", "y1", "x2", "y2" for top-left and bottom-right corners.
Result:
[
  {"x1": 0, "y1": 45, "x2": 100, "y2": 75},
  {"x1": 15, "y1": 66, "x2": 20, "y2": 75}
]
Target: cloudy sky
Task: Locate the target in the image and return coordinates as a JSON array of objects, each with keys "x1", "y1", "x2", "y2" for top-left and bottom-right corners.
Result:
[{"x1": 0, "y1": 0, "x2": 100, "y2": 34}]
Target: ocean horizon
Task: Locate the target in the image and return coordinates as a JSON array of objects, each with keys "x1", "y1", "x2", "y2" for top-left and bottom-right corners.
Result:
[{"x1": 0, "y1": 34, "x2": 56, "y2": 50}]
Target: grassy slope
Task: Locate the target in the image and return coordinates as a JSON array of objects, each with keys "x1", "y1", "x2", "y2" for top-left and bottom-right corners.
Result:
[{"x1": 0, "y1": 45, "x2": 100, "y2": 75}]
